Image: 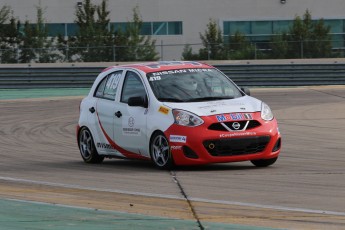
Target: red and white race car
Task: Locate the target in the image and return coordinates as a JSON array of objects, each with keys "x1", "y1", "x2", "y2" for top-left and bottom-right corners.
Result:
[{"x1": 77, "y1": 61, "x2": 281, "y2": 169}]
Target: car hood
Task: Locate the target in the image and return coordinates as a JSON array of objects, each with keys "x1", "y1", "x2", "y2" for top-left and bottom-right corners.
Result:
[{"x1": 163, "y1": 96, "x2": 262, "y2": 116}]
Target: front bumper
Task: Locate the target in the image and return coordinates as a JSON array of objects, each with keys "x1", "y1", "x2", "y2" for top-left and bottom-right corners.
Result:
[{"x1": 164, "y1": 113, "x2": 281, "y2": 165}]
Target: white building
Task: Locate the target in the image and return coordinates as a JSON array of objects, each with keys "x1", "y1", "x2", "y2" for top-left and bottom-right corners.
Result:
[{"x1": 2, "y1": 0, "x2": 345, "y2": 60}]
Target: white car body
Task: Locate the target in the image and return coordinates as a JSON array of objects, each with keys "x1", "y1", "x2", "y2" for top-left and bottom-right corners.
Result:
[{"x1": 77, "y1": 61, "x2": 281, "y2": 169}]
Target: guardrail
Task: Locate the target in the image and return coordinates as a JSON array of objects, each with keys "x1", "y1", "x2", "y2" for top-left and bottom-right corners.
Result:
[
  {"x1": 1, "y1": 62, "x2": 345, "y2": 89},
  {"x1": 217, "y1": 63, "x2": 345, "y2": 86},
  {"x1": 0, "y1": 66, "x2": 103, "y2": 89}
]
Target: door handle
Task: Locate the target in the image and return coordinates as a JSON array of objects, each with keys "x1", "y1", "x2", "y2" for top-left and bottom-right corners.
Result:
[
  {"x1": 115, "y1": 111, "x2": 122, "y2": 118},
  {"x1": 89, "y1": 107, "x2": 95, "y2": 113}
]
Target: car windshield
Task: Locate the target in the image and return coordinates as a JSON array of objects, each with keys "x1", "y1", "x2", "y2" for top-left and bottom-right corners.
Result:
[{"x1": 147, "y1": 68, "x2": 243, "y2": 102}]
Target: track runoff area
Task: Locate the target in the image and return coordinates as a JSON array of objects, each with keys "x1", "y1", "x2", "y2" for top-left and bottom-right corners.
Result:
[{"x1": 0, "y1": 86, "x2": 344, "y2": 229}]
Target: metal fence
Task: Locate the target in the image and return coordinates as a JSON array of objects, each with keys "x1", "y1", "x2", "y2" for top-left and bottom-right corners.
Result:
[
  {"x1": 1, "y1": 62, "x2": 345, "y2": 89},
  {"x1": 0, "y1": 40, "x2": 345, "y2": 63}
]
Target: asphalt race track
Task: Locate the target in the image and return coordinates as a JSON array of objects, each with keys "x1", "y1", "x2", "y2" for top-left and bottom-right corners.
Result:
[{"x1": 0, "y1": 86, "x2": 344, "y2": 229}]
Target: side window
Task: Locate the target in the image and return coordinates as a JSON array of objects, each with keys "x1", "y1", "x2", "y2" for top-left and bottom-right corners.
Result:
[
  {"x1": 94, "y1": 71, "x2": 122, "y2": 100},
  {"x1": 103, "y1": 71, "x2": 122, "y2": 100},
  {"x1": 94, "y1": 76, "x2": 107, "y2": 98},
  {"x1": 121, "y1": 71, "x2": 147, "y2": 104}
]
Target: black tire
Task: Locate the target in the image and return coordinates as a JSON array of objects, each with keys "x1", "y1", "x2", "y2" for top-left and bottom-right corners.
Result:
[
  {"x1": 78, "y1": 127, "x2": 104, "y2": 163},
  {"x1": 150, "y1": 132, "x2": 174, "y2": 169},
  {"x1": 251, "y1": 157, "x2": 277, "y2": 167}
]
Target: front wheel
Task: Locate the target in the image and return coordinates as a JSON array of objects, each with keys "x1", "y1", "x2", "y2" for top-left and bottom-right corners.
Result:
[
  {"x1": 78, "y1": 127, "x2": 104, "y2": 163},
  {"x1": 251, "y1": 157, "x2": 278, "y2": 167},
  {"x1": 150, "y1": 132, "x2": 174, "y2": 169}
]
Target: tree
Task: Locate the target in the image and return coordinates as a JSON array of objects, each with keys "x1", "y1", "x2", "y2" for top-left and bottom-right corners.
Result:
[
  {"x1": 0, "y1": 5, "x2": 10, "y2": 24},
  {"x1": 269, "y1": 33, "x2": 289, "y2": 59},
  {"x1": 18, "y1": 2, "x2": 60, "y2": 63},
  {"x1": 116, "y1": 6, "x2": 159, "y2": 61},
  {"x1": 310, "y1": 19, "x2": 332, "y2": 58},
  {"x1": 198, "y1": 19, "x2": 226, "y2": 60},
  {"x1": 0, "y1": 5, "x2": 18, "y2": 63},
  {"x1": 287, "y1": 9, "x2": 331, "y2": 58},
  {"x1": 18, "y1": 21, "x2": 36, "y2": 63},
  {"x1": 68, "y1": 0, "x2": 114, "y2": 62},
  {"x1": 181, "y1": 44, "x2": 200, "y2": 60},
  {"x1": 34, "y1": 3, "x2": 61, "y2": 63},
  {"x1": 228, "y1": 31, "x2": 255, "y2": 60}
]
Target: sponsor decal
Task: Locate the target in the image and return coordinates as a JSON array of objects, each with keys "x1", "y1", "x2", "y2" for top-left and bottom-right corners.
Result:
[
  {"x1": 106, "y1": 72, "x2": 122, "y2": 89},
  {"x1": 219, "y1": 132, "x2": 256, "y2": 138},
  {"x1": 187, "y1": 68, "x2": 212, "y2": 73},
  {"x1": 128, "y1": 117, "x2": 135, "y2": 127},
  {"x1": 171, "y1": 146, "x2": 182, "y2": 150},
  {"x1": 122, "y1": 116, "x2": 141, "y2": 136},
  {"x1": 96, "y1": 112, "x2": 149, "y2": 160},
  {"x1": 151, "y1": 70, "x2": 187, "y2": 77},
  {"x1": 244, "y1": 113, "x2": 253, "y2": 120},
  {"x1": 97, "y1": 142, "x2": 115, "y2": 149},
  {"x1": 216, "y1": 114, "x2": 227, "y2": 122},
  {"x1": 150, "y1": 68, "x2": 212, "y2": 77},
  {"x1": 149, "y1": 76, "x2": 161, "y2": 81},
  {"x1": 145, "y1": 61, "x2": 202, "y2": 69},
  {"x1": 216, "y1": 113, "x2": 253, "y2": 122},
  {"x1": 158, "y1": 106, "x2": 170, "y2": 115},
  {"x1": 170, "y1": 135, "x2": 187, "y2": 143},
  {"x1": 122, "y1": 127, "x2": 141, "y2": 136},
  {"x1": 199, "y1": 100, "x2": 236, "y2": 110},
  {"x1": 230, "y1": 113, "x2": 243, "y2": 120}
]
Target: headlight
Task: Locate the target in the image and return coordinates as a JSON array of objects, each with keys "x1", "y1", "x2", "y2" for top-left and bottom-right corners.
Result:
[
  {"x1": 172, "y1": 110, "x2": 204, "y2": 127},
  {"x1": 261, "y1": 102, "x2": 274, "y2": 121}
]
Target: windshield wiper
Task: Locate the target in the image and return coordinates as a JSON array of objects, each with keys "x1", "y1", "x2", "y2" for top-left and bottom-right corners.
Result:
[
  {"x1": 186, "y1": 96, "x2": 234, "y2": 102},
  {"x1": 157, "y1": 97, "x2": 185, "y2": 102}
]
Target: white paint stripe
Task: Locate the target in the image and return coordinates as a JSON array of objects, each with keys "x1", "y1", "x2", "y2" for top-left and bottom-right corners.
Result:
[
  {"x1": 190, "y1": 198, "x2": 345, "y2": 216},
  {"x1": 0, "y1": 176, "x2": 182, "y2": 200},
  {"x1": 1, "y1": 176, "x2": 345, "y2": 217}
]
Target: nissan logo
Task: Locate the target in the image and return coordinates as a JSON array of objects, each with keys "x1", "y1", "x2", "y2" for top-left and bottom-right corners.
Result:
[{"x1": 232, "y1": 122, "x2": 241, "y2": 130}]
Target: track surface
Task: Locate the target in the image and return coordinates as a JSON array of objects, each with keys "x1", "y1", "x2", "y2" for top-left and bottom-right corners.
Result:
[{"x1": 0, "y1": 86, "x2": 345, "y2": 229}]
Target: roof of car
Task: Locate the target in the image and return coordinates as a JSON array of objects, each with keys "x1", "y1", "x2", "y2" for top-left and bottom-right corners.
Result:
[{"x1": 102, "y1": 61, "x2": 213, "y2": 73}]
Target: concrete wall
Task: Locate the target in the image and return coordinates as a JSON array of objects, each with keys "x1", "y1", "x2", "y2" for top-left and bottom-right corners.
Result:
[
  {"x1": 2, "y1": 0, "x2": 345, "y2": 60},
  {"x1": 3, "y1": 0, "x2": 345, "y2": 23}
]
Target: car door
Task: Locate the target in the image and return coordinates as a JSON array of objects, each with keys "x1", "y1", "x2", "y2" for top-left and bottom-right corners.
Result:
[
  {"x1": 94, "y1": 70, "x2": 123, "y2": 156},
  {"x1": 113, "y1": 70, "x2": 149, "y2": 156}
]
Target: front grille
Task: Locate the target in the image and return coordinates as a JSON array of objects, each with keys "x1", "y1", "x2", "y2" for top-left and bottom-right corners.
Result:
[
  {"x1": 208, "y1": 120, "x2": 261, "y2": 131},
  {"x1": 203, "y1": 136, "x2": 270, "y2": 156}
]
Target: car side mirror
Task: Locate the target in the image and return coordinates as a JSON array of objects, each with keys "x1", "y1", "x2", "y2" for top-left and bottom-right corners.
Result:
[
  {"x1": 128, "y1": 96, "x2": 148, "y2": 108},
  {"x1": 241, "y1": 87, "x2": 250, "y2": 96}
]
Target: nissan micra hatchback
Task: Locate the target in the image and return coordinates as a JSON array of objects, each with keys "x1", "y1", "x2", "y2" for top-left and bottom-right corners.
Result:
[{"x1": 77, "y1": 61, "x2": 281, "y2": 169}]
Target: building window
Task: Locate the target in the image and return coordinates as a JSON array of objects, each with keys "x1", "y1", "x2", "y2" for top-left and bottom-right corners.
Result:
[
  {"x1": 46, "y1": 23, "x2": 65, "y2": 36},
  {"x1": 168, "y1": 21, "x2": 183, "y2": 35},
  {"x1": 224, "y1": 19, "x2": 345, "y2": 47},
  {"x1": 43, "y1": 21, "x2": 182, "y2": 37},
  {"x1": 66, "y1": 23, "x2": 78, "y2": 36},
  {"x1": 113, "y1": 21, "x2": 182, "y2": 35},
  {"x1": 153, "y1": 22, "x2": 167, "y2": 35}
]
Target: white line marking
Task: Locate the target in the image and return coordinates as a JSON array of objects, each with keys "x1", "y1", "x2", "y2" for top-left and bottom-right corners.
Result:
[
  {"x1": 0, "y1": 176, "x2": 182, "y2": 200},
  {"x1": 1, "y1": 176, "x2": 345, "y2": 216},
  {"x1": 190, "y1": 198, "x2": 345, "y2": 216}
]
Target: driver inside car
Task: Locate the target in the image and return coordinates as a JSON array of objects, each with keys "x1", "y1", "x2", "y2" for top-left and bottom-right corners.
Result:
[{"x1": 174, "y1": 75, "x2": 201, "y2": 98}]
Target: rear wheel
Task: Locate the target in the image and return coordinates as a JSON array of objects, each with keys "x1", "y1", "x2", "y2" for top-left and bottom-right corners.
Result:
[
  {"x1": 150, "y1": 132, "x2": 174, "y2": 169},
  {"x1": 78, "y1": 127, "x2": 104, "y2": 163},
  {"x1": 251, "y1": 157, "x2": 277, "y2": 167}
]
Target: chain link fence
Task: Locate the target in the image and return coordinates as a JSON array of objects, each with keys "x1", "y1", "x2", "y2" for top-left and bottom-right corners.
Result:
[{"x1": 0, "y1": 40, "x2": 344, "y2": 63}]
